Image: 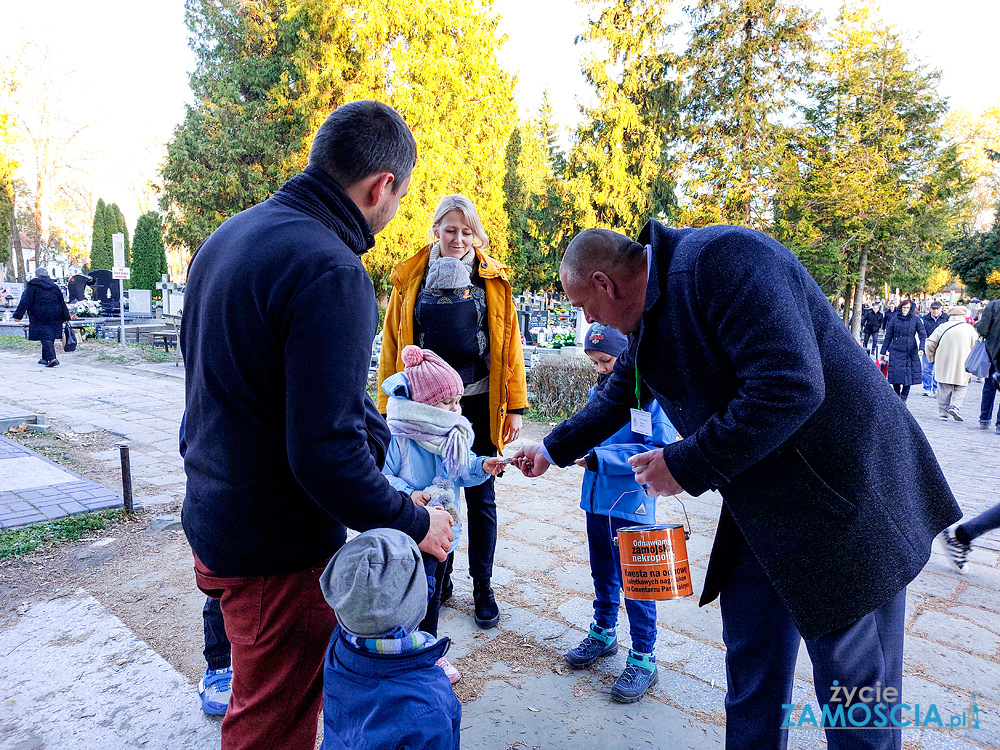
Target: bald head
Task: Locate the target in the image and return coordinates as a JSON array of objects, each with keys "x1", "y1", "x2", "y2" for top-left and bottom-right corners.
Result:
[
  {"x1": 561, "y1": 228, "x2": 646, "y2": 287},
  {"x1": 560, "y1": 228, "x2": 649, "y2": 334}
]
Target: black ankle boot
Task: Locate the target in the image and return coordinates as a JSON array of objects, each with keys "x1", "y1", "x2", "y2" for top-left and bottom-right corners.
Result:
[{"x1": 473, "y1": 579, "x2": 499, "y2": 629}]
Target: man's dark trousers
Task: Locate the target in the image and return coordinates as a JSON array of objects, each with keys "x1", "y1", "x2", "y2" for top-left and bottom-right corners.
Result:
[
  {"x1": 203, "y1": 597, "x2": 232, "y2": 670},
  {"x1": 720, "y1": 535, "x2": 904, "y2": 750}
]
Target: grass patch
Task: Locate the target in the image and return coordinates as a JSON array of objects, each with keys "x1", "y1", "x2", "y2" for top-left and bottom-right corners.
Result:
[
  {"x1": 0, "y1": 333, "x2": 36, "y2": 352},
  {"x1": 129, "y1": 342, "x2": 177, "y2": 363},
  {"x1": 27, "y1": 442, "x2": 77, "y2": 467},
  {"x1": 525, "y1": 406, "x2": 569, "y2": 425},
  {"x1": 94, "y1": 339, "x2": 177, "y2": 364},
  {"x1": 0, "y1": 508, "x2": 128, "y2": 561}
]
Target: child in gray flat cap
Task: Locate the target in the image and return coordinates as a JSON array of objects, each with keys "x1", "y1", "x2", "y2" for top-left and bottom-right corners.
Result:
[{"x1": 319, "y1": 528, "x2": 461, "y2": 750}]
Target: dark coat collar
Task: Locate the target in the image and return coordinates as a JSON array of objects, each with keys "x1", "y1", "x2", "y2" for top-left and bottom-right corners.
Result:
[
  {"x1": 636, "y1": 219, "x2": 695, "y2": 313},
  {"x1": 27, "y1": 276, "x2": 57, "y2": 290},
  {"x1": 637, "y1": 219, "x2": 665, "y2": 311},
  {"x1": 272, "y1": 166, "x2": 375, "y2": 256}
]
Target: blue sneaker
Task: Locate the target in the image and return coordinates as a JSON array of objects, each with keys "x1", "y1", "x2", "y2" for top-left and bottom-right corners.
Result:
[
  {"x1": 565, "y1": 623, "x2": 618, "y2": 669},
  {"x1": 611, "y1": 650, "x2": 659, "y2": 703},
  {"x1": 199, "y1": 666, "x2": 233, "y2": 715}
]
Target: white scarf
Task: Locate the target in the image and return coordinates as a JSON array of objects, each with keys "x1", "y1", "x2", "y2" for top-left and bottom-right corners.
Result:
[
  {"x1": 429, "y1": 242, "x2": 477, "y2": 277},
  {"x1": 385, "y1": 397, "x2": 474, "y2": 479}
]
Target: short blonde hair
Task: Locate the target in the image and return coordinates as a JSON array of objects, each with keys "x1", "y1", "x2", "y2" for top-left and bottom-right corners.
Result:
[{"x1": 429, "y1": 194, "x2": 489, "y2": 250}]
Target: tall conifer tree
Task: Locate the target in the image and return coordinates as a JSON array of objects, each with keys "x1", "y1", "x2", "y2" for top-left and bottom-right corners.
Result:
[
  {"x1": 131, "y1": 212, "x2": 169, "y2": 294},
  {"x1": 108, "y1": 203, "x2": 130, "y2": 265},
  {"x1": 682, "y1": 0, "x2": 818, "y2": 229},
  {"x1": 160, "y1": 0, "x2": 305, "y2": 255},
  {"x1": 161, "y1": 0, "x2": 517, "y2": 294},
  {"x1": 571, "y1": 0, "x2": 681, "y2": 235},
  {"x1": 773, "y1": 3, "x2": 964, "y2": 335},
  {"x1": 89, "y1": 198, "x2": 112, "y2": 270}
]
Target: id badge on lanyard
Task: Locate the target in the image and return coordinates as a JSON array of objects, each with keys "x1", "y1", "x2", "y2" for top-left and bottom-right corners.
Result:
[{"x1": 630, "y1": 366, "x2": 653, "y2": 436}]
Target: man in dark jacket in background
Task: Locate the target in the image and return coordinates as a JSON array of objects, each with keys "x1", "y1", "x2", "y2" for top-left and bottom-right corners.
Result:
[
  {"x1": 882, "y1": 299, "x2": 897, "y2": 331},
  {"x1": 921, "y1": 301, "x2": 945, "y2": 396},
  {"x1": 861, "y1": 301, "x2": 884, "y2": 356},
  {"x1": 977, "y1": 298, "x2": 1000, "y2": 430},
  {"x1": 514, "y1": 223, "x2": 960, "y2": 750},
  {"x1": 13, "y1": 267, "x2": 70, "y2": 367},
  {"x1": 181, "y1": 101, "x2": 453, "y2": 750}
]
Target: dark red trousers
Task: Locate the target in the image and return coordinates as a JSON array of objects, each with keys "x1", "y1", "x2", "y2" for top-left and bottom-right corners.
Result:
[{"x1": 195, "y1": 555, "x2": 337, "y2": 750}]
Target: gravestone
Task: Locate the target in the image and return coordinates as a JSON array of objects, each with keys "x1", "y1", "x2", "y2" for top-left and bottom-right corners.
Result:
[
  {"x1": 67, "y1": 274, "x2": 94, "y2": 303},
  {"x1": 90, "y1": 270, "x2": 121, "y2": 316},
  {"x1": 168, "y1": 292, "x2": 185, "y2": 316},
  {"x1": 156, "y1": 275, "x2": 179, "y2": 315},
  {"x1": 517, "y1": 293, "x2": 550, "y2": 343},
  {"x1": 1, "y1": 282, "x2": 24, "y2": 312},
  {"x1": 128, "y1": 289, "x2": 152, "y2": 318}
]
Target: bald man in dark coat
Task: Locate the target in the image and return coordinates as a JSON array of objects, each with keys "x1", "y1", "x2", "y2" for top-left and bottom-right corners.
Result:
[{"x1": 515, "y1": 221, "x2": 960, "y2": 750}]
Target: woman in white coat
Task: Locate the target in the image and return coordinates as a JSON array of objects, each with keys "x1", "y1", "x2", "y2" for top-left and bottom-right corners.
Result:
[{"x1": 926, "y1": 305, "x2": 980, "y2": 422}]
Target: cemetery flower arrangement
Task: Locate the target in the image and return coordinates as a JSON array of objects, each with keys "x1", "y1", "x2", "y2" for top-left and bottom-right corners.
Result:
[
  {"x1": 547, "y1": 332, "x2": 576, "y2": 349},
  {"x1": 74, "y1": 301, "x2": 101, "y2": 317}
]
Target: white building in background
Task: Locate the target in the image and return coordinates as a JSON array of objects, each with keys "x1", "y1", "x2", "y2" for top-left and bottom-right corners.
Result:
[{"x1": 3, "y1": 232, "x2": 77, "y2": 282}]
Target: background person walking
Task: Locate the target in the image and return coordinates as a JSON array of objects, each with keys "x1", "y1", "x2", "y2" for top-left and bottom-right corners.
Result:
[
  {"x1": 12, "y1": 268, "x2": 70, "y2": 368},
  {"x1": 925, "y1": 306, "x2": 979, "y2": 422},
  {"x1": 880, "y1": 298, "x2": 926, "y2": 402},
  {"x1": 941, "y1": 504, "x2": 1000, "y2": 574},
  {"x1": 977, "y1": 298, "x2": 1000, "y2": 430},
  {"x1": 921, "y1": 301, "x2": 945, "y2": 397},
  {"x1": 862, "y1": 301, "x2": 884, "y2": 357}
]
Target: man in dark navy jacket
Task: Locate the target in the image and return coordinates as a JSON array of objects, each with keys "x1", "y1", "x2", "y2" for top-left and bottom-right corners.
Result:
[
  {"x1": 861, "y1": 301, "x2": 884, "y2": 356},
  {"x1": 181, "y1": 101, "x2": 453, "y2": 750},
  {"x1": 514, "y1": 223, "x2": 960, "y2": 750},
  {"x1": 921, "y1": 301, "x2": 945, "y2": 396}
]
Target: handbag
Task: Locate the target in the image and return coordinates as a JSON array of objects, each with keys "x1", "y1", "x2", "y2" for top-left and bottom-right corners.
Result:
[
  {"x1": 63, "y1": 323, "x2": 77, "y2": 353},
  {"x1": 965, "y1": 339, "x2": 991, "y2": 379}
]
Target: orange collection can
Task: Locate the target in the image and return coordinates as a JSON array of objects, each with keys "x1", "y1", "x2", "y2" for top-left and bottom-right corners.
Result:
[{"x1": 616, "y1": 524, "x2": 693, "y2": 601}]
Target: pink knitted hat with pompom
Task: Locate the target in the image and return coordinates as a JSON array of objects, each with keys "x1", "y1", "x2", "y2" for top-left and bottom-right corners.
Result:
[{"x1": 401, "y1": 345, "x2": 465, "y2": 405}]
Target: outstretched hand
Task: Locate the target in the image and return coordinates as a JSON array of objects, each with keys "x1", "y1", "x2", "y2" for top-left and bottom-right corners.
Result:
[
  {"x1": 483, "y1": 457, "x2": 505, "y2": 476},
  {"x1": 512, "y1": 443, "x2": 551, "y2": 477}
]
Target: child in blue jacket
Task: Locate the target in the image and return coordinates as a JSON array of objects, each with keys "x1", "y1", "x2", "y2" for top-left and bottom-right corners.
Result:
[
  {"x1": 564, "y1": 324, "x2": 677, "y2": 703},
  {"x1": 320, "y1": 528, "x2": 461, "y2": 750},
  {"x1": 382, "y1": 345, "x2": 503, "y2": 682}
]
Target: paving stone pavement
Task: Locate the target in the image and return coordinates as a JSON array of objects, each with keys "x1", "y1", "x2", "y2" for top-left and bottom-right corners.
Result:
[
  {"x1": 2, "y1": 349, "x2": 1000, "y2": 748},
  {"x1": 0, "y1": 434, "x2": 121, "y2": 526}
]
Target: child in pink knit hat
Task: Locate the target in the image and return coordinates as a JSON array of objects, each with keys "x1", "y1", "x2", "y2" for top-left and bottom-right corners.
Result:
[{"x1": 381, "y1": 345, "x2": 504, "y2": 683}]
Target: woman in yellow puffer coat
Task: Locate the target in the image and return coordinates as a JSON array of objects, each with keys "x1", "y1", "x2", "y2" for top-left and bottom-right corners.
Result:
[{"x1": 378, "y1": 194, "x2": 528, "y2": 630}]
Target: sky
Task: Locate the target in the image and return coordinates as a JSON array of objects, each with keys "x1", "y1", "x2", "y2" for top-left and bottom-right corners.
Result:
[{"x1": 5, "y1": 0, "x2": 1000, "y2": 236}]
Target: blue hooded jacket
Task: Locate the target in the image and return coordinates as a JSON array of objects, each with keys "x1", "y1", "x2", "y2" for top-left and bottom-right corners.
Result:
[
  {"x1": 580, "y1": 382, "x2": 676, "y2": 522},
  {"x1": 322, "y1": 626, "x2": 461, "y2": 750}
]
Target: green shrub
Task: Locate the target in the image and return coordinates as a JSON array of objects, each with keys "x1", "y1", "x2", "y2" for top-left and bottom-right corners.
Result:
[{"x1": 528, "y1": 357, "x2": 595, "y2": 420}]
